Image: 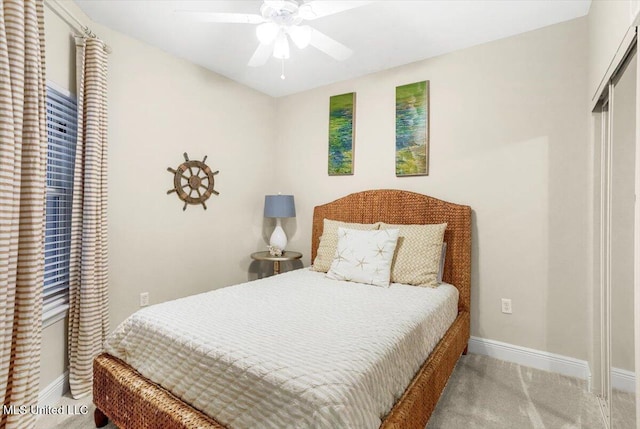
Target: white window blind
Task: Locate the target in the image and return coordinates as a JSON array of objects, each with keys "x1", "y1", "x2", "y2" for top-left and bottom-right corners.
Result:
[{"x1": 43, "y1": 85, "x2": 77, "y2": 325}]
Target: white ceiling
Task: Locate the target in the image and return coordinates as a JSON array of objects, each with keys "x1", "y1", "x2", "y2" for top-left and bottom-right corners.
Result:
[{"x1": 74, "y1": 0, "x2": 591, "y2": 97}]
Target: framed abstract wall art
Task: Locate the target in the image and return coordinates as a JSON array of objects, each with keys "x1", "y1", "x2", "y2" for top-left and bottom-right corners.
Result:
[
  {"x1": 328, "y1": 92, "x2": 356, "y2": 175},
  {"x1": 396, "y1": 81, "x2": 429, "y2": 176}
]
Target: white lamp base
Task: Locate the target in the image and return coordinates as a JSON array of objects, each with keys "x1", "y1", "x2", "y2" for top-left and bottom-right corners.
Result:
[{"x1": 269, "y1": 218, "x2": 288, "y2": 251}]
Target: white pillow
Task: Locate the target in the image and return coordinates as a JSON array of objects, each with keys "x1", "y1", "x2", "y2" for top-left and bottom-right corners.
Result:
[
  {"x1": 326, "y1": 227, "x2": 399, "y2": 287},
  {"x1": 312, "y1": 220, "x2": 380, "y2": 273}
]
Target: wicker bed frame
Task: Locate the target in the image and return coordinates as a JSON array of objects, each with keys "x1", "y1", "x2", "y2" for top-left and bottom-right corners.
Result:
[{"x1": 93, "y1": 189, "x2": 471, "y2": 429}]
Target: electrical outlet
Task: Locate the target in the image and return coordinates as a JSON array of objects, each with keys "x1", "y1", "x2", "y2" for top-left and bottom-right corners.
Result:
[
  {"x1": 501, "y1": 298, "x2": 512, "y2": 314},
  {"x1": 140, "y1": 292, "x2": 149, "y2": 307}
]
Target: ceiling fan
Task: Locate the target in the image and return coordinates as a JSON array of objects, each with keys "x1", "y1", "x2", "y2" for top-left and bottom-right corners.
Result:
[{"x1": 180, "y1": 1, "x2": 368, "y2": 69}]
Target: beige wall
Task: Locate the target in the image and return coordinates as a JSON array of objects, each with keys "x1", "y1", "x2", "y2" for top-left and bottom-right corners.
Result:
[
  {"x1": 41, "y1": 2, "x2": 276, "y2": 390},
  {"x1": 588, "y1": 0, "x2": 639, "y2": 102},
  {"x1": 39, "y1": 318, "x2": 67, "y2": 392},
  {"x1": 275, "y1": 18, "x2": 590, "y2": 360},
  {"x1": 102, "y1": 21, "x2": 276, "y2": 329},
  {"x1": 41, "y1": 3, "x2": 598, "y2": 394}
]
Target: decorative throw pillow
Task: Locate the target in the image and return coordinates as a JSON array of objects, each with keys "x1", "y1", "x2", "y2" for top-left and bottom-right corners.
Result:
[
  {"x1": 380, "y1": 223, "x2": 447, "y2": 287},
  {"x1": 312, "y1": 219, "x2": 379, "y2": 272},
  {"x1": 326, "y1": 227, "x2": 399, "y2": 287}
]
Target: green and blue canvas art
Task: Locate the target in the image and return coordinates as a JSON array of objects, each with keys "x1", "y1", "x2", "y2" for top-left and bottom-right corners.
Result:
[
  {"x1": 396, "y1": 81, "x2": 429, "y2": 176},
  {"x1": 328, "y1": 92, "x2": 355, "y2": 175}
]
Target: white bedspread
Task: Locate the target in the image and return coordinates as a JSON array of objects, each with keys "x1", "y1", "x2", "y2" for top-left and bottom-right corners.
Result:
[{"x1": 105, "y1": 268, "x2": 458, "y2": 429}]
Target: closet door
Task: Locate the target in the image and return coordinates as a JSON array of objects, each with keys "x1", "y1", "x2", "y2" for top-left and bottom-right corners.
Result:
[{"x1": 610, "y1": 49, "x2": 637, "y2": 429}]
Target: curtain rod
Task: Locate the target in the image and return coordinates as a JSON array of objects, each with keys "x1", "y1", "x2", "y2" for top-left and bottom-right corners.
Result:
[{"x1": 44, "y1": 0, "x2": 112, "y2": 53}]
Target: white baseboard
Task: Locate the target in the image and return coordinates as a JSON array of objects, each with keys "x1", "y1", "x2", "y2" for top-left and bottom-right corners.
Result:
[
  {"x1": 38, "y1": 371, "x2": 69, "y2": 408},
  {"x1": 612, "y1": 367, "x2": 636, "y2": 394},
  {"x1": 468, "y1": 336, "x2": 592, "y2": 389}
]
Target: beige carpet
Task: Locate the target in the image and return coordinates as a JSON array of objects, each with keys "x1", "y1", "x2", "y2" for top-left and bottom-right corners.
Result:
[
  {"x1": 612, "y1": 389, "x2": 635, "y2": 429},
  {"x1": 38, "y1": 354, "x2": 607, "y2": 429},
  {"x1": 426, "y1": 354, "x2": 603, "y2": 428}
]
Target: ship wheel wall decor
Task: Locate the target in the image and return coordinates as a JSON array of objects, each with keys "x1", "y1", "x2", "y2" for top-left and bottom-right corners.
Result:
[{"x1": 167, "y1": 153, "x2": 219, "y2": 210}]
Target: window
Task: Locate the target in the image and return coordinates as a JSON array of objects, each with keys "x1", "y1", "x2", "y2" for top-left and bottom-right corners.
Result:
[{"x1": 43, "y1": 84, "x2": 77, "y2": 326}]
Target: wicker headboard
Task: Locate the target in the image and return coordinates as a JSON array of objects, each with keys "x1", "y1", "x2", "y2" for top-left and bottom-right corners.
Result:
[{"x1": 312, "y1": 189, "x2": 471, "y2": 313}]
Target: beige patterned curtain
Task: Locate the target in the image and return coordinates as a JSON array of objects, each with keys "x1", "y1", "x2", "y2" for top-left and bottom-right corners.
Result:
[
  {"x1": 68, "y1": 36, "x2": 109, "y2": 399},
  {"x1": 0, "y1": 0, "x2": 47, "y2": 427}
]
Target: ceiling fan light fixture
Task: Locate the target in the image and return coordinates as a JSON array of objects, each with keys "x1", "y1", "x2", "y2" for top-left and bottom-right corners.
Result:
[
  {"x1": 263, "y1": 0, "x2": 288, "y2": 10},
  {"x1": 288, "y1": 25, "x2": 312, "y2": 49},
  {"x1": 298, "y1": 3, "x2": 316, "y2": 20},
  {"x1": 183, "y1": 0, "x2": 360, "y2": 74},
  {"x1": 273, "y1": 31, "x2": 290, "y2": 59},
  {"x1": 256, "y1": 22, "x2": 279, "y2": 45}
]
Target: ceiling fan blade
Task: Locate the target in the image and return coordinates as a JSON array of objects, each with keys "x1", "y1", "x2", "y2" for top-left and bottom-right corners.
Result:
[
  {"x1": 299, "y1": 1, "x2": 372, "y2": 21},
  {"x1": 288, "y1": 25, "x2": 312, "y2": 49},
  {"x1": 176, "y1": 11, "x2": 266, "y2": 24},
  {"x1": 248, "y1": 43, "x2": 274, "y2": 67},
  {"x1": 309, "y1": 28, "x2": 352, "y2": 61}
]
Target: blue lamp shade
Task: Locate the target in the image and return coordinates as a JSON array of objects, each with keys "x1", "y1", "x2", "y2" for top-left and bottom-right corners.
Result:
[{"x1": 264, "y1": 195, "x2": 296, "y2": 218}]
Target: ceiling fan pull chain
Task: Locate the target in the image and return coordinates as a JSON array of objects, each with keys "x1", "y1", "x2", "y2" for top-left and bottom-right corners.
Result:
[{"x1": 281, "y1": 59, "x2": 286, "y2": 80}]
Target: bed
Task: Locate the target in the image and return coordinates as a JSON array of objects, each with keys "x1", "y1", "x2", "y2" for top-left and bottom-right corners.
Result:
[{"x1": 93, "y1": 189, "x2": 471, "y2": 429}]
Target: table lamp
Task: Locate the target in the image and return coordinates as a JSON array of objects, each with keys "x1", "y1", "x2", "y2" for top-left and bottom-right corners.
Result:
[{"x1": 264, "y1": 194, "x2": 296, "y2": 251}]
